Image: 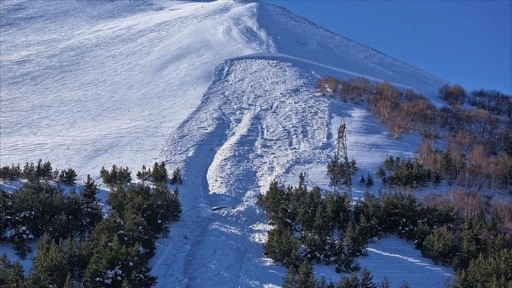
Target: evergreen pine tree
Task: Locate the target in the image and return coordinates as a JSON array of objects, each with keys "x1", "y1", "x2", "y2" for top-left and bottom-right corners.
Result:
[
  {"x1": 297, "y1": 261, "x2": 316, "y2": 288},
  {"x1": 338, "y1": 273, "x2": 360, "y2": 288},
  {"x1": 360, "y1": 175, "x2": 367, "y2": 185},
  {"x1": 83, "y1": 233, "x2": 156, "y2": 288},
  {"x1": 313, "y1": 202, "x2": 330, "y2": 236},
  {"x1": 58, "y1": 168, "x2": 77, "y2": 185},
  {"x1": 366, "y1": 173, "x2": 374, "y2": 187},
  {"x1": 82, "y1": 175, "x2": 97, "y2": 203},
  {"x1": 161, "y1": 162, "x2": 169, "y2": 181},
  {"x1": 23, "y1": 162, "x2": 37, "y2": 183},
  {"x1": 327, "y1": 159, "x2": 343, "y2": 187},
  {"x1": 150, "y1": 184, "x2": 181, "y2": 235},
  {"x1": 345, "y1": 221, "x2": 367, "y2": 258},
  {"x1": 0, "y1": 164, "x2": 21, "y2": 182},
  {"x1": 334, "y1": 193, "x2": 351, "y2": 232},
  {"x1": 27, "y1": 234, "x2": 69, "y2": 288},
  {"x1": 379, "y1": 277, "x2": 391, "y2": 288},
  {"x1": 360, "y1": 268, "x2": 377, "y2": 288},
  {"x1": 83, "y1": 235, "x2": 117, "y2": 288},
  {"x1": 323, "y1": 195, "x2": 338, "y2": 232},
  {"x1": 170, "y1": 167, "x2": 183, "y2": 185},
  {"x1": 81, "y1": 175, "x2": 103, "y2": 234},
  {"x1": 57, "y1": 191, "x2": 82, "y2": 239},
  {"x1": 454, "y1": 248, "x2": 512, "y2": 288},
  {"x1": 0, "y1": 253, "x2": 25, "y2": 287},
  {"x1": 152, "y1": 162, "x2": 168, "y2": 183},
  {"x1": 454, "y1": 222, "x2": 479, "y2": 270},
  {"x1": 335, "y1": 222, "x2": 363, "y2": 274},
  {"x1": 100, "y1": 166, "x2": 110, "y2": 185},
  {"x1": 60, "y1": 237, "x2": 81, "y2": 281},
  {"x1": 100, "y1": 165, "x2": 131, "y2": 188},
  {"x1": 282, "y1": 267, "x2": 298, "y2": 288},
  {"x1": 260, "y1": 181, "x2": 285, "y2": 225},
  {"x1": 334, "y1": 241, "x2": 358, "y2": 273},
  {"x1": 118, "y1": 244, "x2": 157, "y2": 288},
  {"x1": 264, "y1": 225, "x2": 300, "y2": 268},
  {"x1": 422, "y1": 225, "x2": 457, "y2": 265},
  {"x1": 117, "y1": 166, "x2": 132, "y2": 187},
  {"x1": 376, "y1": 167, "x2": 386, "y2": 178},
  {"x1": 0, "y1": 190, "x2": 12, "y2": 242},
  {"x1": 136, "y1": 165, "x2": 151, "y2": 183},
  {"x1": 75, "y1": 234, "x2": 95, "y2": 280},
  {"x1": 122, "y1": 207, "x2": 154, "y2": 253},
  {"x1": 40, "y1": 160, "x2": 54, "y2": 181},
  {"x1": 298, "y1": 187, "x2": 321, "y2": 232}
]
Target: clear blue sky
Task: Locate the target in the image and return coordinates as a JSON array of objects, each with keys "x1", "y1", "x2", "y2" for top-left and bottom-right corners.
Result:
[{"x1": 264, "y1": 0, "x2": 512, "y2": 94}]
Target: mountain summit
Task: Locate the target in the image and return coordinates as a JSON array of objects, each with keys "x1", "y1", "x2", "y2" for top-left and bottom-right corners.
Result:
[
  {"x1": 1, "y1": 0, "x2": 451, "y2": 286},
  {"x1": 0, "y1": 0, "x2": 445, "y2": 175}
]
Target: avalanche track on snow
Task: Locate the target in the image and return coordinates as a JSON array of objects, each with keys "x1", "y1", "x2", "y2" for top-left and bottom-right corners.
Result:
[
  {"x1": 1, "y1": 0, "x2": 452, "y2": 286},
  {"x1": 153, "y1": 56, "x2": 452, "y2": 287}
]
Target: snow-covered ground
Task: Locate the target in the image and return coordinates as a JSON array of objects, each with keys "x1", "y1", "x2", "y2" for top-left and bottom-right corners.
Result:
[
  {"x1": 316, "y1": 236, "x2": 453, "y2": 287},
  {"x1": 1, "y1": 0, "x2": 451, "y2": 286}
]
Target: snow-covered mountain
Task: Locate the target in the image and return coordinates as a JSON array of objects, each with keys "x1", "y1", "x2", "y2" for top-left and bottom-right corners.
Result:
[{"x1": 1, "y1": 0, "x2": 452, "y2": 286}]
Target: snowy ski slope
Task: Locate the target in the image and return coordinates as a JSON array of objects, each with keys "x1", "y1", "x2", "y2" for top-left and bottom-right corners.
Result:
[{"x1": 1, "y1": 0, "x2": 451, "y2": 286}]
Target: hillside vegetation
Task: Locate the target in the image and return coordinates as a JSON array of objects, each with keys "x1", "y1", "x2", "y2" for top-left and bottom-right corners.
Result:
[
  {"x1": 1, "y1": 161, "x2": 182, "y2": 287},
  {"x1": 1, "y1": 0, "x2": 510, "y2": 287},
  {"x1": 256, "y1": 77, "x2": 511, "y2": 287}
]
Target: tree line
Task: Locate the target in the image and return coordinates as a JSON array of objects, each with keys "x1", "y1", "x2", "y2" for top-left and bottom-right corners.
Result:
[
  {"x1": 259, "y1": 174, "x2": 512, "y2": 287},
  {"x1": 318, "y1": 76, "x2": 512, "y2": 193},
  {"x1": 0, "y1": 160, "x2": 77, "y2": 185},
  {"x1": 317, "y1": 77, "x2": 511, "y2": 150},
  {"x1": 0, "y1": 160, "x2": 182, "y2": 287},
  {"x1": 258, "y1": 175, "x2": 412, "y2": 287}
]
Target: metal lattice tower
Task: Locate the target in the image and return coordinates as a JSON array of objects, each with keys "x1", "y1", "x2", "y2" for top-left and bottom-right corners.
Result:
[{"x1": 336, "y1": 118, "x2": 351, "y2": 195}]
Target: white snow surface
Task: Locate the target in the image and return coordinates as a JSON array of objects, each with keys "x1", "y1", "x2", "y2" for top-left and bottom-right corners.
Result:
[{"x1": 1, "y1": 0, "x2": 451, "y2": 287}]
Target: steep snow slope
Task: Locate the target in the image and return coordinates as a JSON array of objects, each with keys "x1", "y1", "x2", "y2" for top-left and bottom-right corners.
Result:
[
  {"x1": 0, "y1": 0, "x2": 446, "y2": 176},
  {"x1": 255, "y1": 3, "x2": 446, "y2": 98},
  {"x1": 155, "y1": 56, "x2": 452, "y2": 288},
  {"x1": 0, "y1": 0, "x2": 274, "y2": 175},
  {"x1": 1, "y1": 0, "x2": 452, "y2": 287}
]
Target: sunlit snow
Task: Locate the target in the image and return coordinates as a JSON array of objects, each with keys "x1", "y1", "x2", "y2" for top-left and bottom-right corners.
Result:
[{"x1": 1, "y1": 0, "x2": 450, "y2": 287}]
